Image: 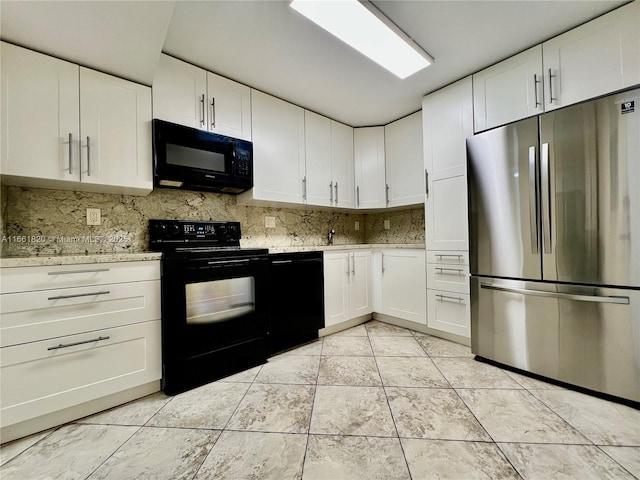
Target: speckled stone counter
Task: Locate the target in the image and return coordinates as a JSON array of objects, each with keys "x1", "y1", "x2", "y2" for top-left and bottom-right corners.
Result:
[
  {"x1": 267, "y1": 244, "x2": 426, "y2": 253},
  {"x1": 0, "y1": 252, "x2": 163, "y2": 268}
]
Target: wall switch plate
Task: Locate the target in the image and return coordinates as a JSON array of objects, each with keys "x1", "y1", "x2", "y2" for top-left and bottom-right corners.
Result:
[
  {"x1": 265, "y1": 216, "x2": 276, "y2": 229},
  {"x1": 87, "y1": 208, "x2": 101, "y2": 226},
  {"x1": 354, "y1": 221, "x2": 360, "y2": 231},
  {"x1": 384, "y1": 219, "x2": 391, "y2": 230}
]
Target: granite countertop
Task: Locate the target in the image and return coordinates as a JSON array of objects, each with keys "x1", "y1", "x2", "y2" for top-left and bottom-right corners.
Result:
[
  {"x1": 0, "y1": 252, "x2": 163, "y2": 268},
  {"x1": 0, "y1": 244, "x2": 425, "y2": 267}
]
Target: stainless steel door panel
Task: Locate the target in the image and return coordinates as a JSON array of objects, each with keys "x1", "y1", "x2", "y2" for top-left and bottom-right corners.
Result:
[
  {"x1": 471, "y1": 276, "x2": 640, "y2": 403},
  {"x1": 467, "y1": 117, "x2": 542, "y2": 280},
  {"x1": 540, "y1": 88, "x2": 640, "y2": 287}
]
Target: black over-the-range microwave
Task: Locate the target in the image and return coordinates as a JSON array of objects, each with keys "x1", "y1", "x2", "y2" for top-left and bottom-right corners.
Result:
[{"x1": 152, "y1": 119, "x2": 253, "y2": 194}]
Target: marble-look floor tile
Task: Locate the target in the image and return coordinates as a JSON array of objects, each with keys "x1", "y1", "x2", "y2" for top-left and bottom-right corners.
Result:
[
  {"x1": 77, "y1": 392, "x2": 171, "y2": 426},
  {"x1": 310, "y1": 385, "x2": 396, "y2": 437},
  {"x1": 0, "y1": 424, "x2": 137, "y2": 480},
  {"x1": 433, "y1": 358, "x2": 522, "y2": 389},
  {"x1": 376, "y1": 356, "x2": 449, "y2": 388},
  {"x1": 504, "y1": 370, "x2": 564, "y2": 390},
  {"x1": 402, "y1": 439, "x2": 520, "y2": 480},
  {"x1": 531, "y1": 389, "x2": 640, "y2": 446},
  {"x1": 458, "y1": 389, "x2": 590, "y2": 444},
  {"x1": 277, "y1": 339, "x2": 323, "y2": 356},
  {"x1": 219, "y1": 365, "x2": 262, "y2": 383},
  {"x1": 317, "y1": 356, "x2": 381, "y2": 386},
  {"x1": 88, "y1": 427, "x2": 219, "y2": 480},
  {"x1": 254, "y1": 355, "x2": 320, "y2": 385},
  {"x1": 333, "y1": 324, "x2": 368, "y2": 336},
  {"x1": 365, "y1": 320, "x2": 413, "y2": 336},
  {"x1": 600, "y1": 446, "x2": 640, "y2": 478},
  {"x1": 0, "y1": 430, "x2": 53, "y2": 467},
  {"x1": 194, "y1": 431, "x2": 306, "y2": 480},
  {"x1": 414, "y1": 335, "x2": 473, "y2": 357},
  {"x1": 369, "y1": 336, "x2": 426, "y2": 357},
  {"x1": 303, "y1": 435, "x2": 410, "y2": 480},
  {"x1": 147, "y1": 382, "x2": 249, "y2": 429},
  {"x1": 321, "y1": 336, "x2": 373, "y2": 356},
  {"x1": 226, "y1": 384, "x2": 315, "y2": 433},
  {"x1": 386, "y1": 387, "x2": 490, "y2": 441},
  {"x1": 499, "y1": 443, "x2": 635, "y2": 480}
]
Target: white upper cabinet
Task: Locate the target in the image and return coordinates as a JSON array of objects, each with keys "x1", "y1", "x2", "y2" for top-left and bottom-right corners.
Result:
[
  {"x1": 305, "y1": 110, "x2": 333, "y2": 207},
  {"x1": 79, "y1": 68, "x2": 152, "y2": 192},
  {"x1": 152, "y1": 54, "x2": 251, "y2": 140},
  {"x1": 354, "y1": 127, "x2": 386, "y2": 209},
  {"x1": 1, "y1": 42, "x2": 152, "y2": 195},
  {"x1": 330, "y1": 120, "x2": 355, "y2": 209},
  {"x1": 384, "y1": 111, "x2": 424, "y2": 207},
  {"x1": 240, "y1": 89, "x2": 306, "y2": 205},
  {"x1": 423, "y1": 77, "x2": 473, "y2": 251},
  {"x1": 473, "y1": 46, "x2": 544, "y2": 132},
  {"x1": 542, "y1": 2, "x2": 640, "y2": 112}
]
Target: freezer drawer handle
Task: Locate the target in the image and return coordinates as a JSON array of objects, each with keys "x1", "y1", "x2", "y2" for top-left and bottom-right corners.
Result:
[
  {"x1": 48, "y1": 336, "x2": 110, "y2": 351},
  {"x1": 480, "y1": 283, "x2": 629, "y2": 304},
  {"x1": 435, "y1": 294, "x2": 465, "y2": 304},
  {"x1": 48, "y1": 268, "x2": 110, "y2": 275},
  {"x1": 48, "y1": 290, "x2": 110, "y2": 300}
]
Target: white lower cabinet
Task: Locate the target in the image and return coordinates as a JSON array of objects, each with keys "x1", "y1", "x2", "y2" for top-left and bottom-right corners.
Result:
[
  {"x1": 427, "y1": 290, "x2": 471, "y2": 338},
  {"x1": 0, "y1": 260, "x2": 162, "y2": 441},
  {"x1": 376, "y1": 249, "x2": 426, "y2": 326},
  {"x1": 323, "y1": 250, "x2": 372, "y2": 328}
]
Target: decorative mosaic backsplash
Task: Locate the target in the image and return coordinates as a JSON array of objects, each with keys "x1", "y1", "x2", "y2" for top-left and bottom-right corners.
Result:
[{"x1": 1, "y1": 186, "x2": 424, "y2": 257}]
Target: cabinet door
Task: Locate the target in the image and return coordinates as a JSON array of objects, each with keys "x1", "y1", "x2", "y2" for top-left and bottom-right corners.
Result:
[
  {"x1": 79, "y1": 68, "x2": 152, "y2": 193},
  {"x1": 206, "y1": 71, "x2": 252, "y2": 140},
  {"x1": 354, "y1": 127, "x2": 386, "y2": 209},
  {"x1": 543, "y1": 2, "x2": 640, "y2": 112},
  {"x1": 385, "y1": 111, "x2": 424, "y2": 207},
  {"x1": 1, "y1": 42, "x2": 79, "y2": 182},
  {"x1": 305, "y1": 111, "x2": 332, "y2": 207},
  {"x1": 380, "y1": 249, "x2": 426, "y2": 324},
  {"x1": 349, "y1": 250, "x2": 373, "y2": 317},
  {"x1": 423, "y1": 77, "x2": 473, "y2": 251},
  {"x1": 251, "y1": 90, "x2": 306, "y2": 204},
  {"x1": 331, "y1": 120, "x2": 355, "y2": 208},
  {"x1": 152, "y1": 54, "x2": 207, "y2": 129},
  {"x1": 473, "y1": 45, "x2": 543, "y2": 132},
  {"x1": 323, "y1": 253, "x2": 350, "y2": 327}
]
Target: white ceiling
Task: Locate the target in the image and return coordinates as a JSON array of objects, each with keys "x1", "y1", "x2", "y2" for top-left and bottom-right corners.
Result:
[{"x1": 0, "y1": 0, "x2": 630, "y2": 126}]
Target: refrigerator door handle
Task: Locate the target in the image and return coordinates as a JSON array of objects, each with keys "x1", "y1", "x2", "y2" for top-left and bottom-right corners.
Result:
[
  {"x1": 541, "y1": 142, "x2": 552, "y2": 254},
  {"x1": 528, "y1": 146, "x2": 539, "y2": 254},
  {"x1": 480, "y1": 283, "x2": 629, "y2": 305}
]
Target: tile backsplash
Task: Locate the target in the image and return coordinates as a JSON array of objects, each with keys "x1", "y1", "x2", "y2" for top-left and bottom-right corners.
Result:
[{"x1": 1, "y1": 186, "x2": 424, "y2": 257}]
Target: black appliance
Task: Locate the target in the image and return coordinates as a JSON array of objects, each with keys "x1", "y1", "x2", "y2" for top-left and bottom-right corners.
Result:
[
  {"x1": 268, "y1": 252, "x2": 325, "y2": 354},
  {"x1": 149, "y1": 219, "x2": 269, "y2": 395},
  {"x1": 152, "y1": 119, "x2": 253, "y2": 194}
]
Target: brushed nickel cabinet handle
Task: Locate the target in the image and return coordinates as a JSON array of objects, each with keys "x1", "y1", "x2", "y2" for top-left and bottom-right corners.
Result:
[
  {"x1": 48, "y1": 290, "x2": 110, "y2": 300},
  {"x1": 86, "y1": 136, "x2": 91, "y2": 176},
  {"x1": 436, "y1": 294, "x2": 465, "y2": 304},
  {"x1": 48, "y1": 336, "x2": 110, "y2": 351},
  {"x1": 200, "y1": 94, "x2": 205, "y2": 126},
  {"x1": 386, "y1": 183, "x2": 390, "y2": 205},
  {"x1": 302, "y1": 176, "x2": 307, "y2": 200},
  {"x1": 47, "y1": 268, "x2": 110, "y2": 275},
  {"x1": 68, "y1": 133, "x2": 73, "y2": 174},
  {"x1": 425, "y1": 169, "x2": 429, "y2": 196},
  {"x1": 330, "y1": 181, "x2": 334, "y2": 203},
  {"x1": 356, "y1": 186, "x2": 360, "y2": 207},
  {"x1": 211, "y1": 97, "x2": 216, "y2": 128},
  {"x1": 548, "y1": 69, "x2": 556, "y2": 104},
  {"x1": 335, "y1": 182, "x2": 338, "y2": 204},
  {"x1": 534, "y1": 74, "x2": 541, "y2": 107}
]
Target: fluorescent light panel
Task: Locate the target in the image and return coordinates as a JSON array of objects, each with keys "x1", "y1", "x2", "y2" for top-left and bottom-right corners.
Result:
[{"x1": 290, "y1": 0, "x2": 432, "y2": 79}]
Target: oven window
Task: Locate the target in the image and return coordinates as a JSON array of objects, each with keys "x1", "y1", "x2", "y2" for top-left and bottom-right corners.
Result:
[
  {"x1": 166, "y1": 143, "x2": 225, "y2": 172},
  {"x1": 185, "y1": 277, "x2": 255, "y2": 324}
]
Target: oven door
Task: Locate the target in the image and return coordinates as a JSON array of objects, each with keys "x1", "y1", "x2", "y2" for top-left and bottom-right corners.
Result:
[{"x1": 160, "y1": 253, "x2": 270, "y2": 394}]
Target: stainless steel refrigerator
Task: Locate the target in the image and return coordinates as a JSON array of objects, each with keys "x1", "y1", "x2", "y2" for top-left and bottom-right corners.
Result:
[{"x1": 467, "y1": 88, "x2": 640, "y2": 404}]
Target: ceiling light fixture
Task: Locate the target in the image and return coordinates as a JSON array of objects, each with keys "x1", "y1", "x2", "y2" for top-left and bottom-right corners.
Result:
[{"x1": 290, "y1": 0, "x2": 433, "y2": 79}]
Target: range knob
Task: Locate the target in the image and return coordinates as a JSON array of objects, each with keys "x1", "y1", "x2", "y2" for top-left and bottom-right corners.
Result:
[
  {"x1": 218, "y1": 225, "x2": 227, "y2": 236},
  {"x1": 167, "y1": 222, "x2": 181, "y2": 237}
]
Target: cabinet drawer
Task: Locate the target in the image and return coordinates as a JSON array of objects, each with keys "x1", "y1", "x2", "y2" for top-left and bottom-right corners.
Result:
[
  {"x1": 1, "y1": 280, "x2": 160, "y2": 347},
  {"x1": 0, "y1": 261, "x2": 160, "y2": 294},
  {"x1": 0, "y1": 320, "x2": 161, "y2": 428},
  {"x1": 427, "y1": 290, "x2": 470, "y2": 338},
  {"x1": 427, "y1": 251, "x2": 469, "y2": 265},
  {"x1": 427, "y1": 264, "x2": 470, "y2": 294}
]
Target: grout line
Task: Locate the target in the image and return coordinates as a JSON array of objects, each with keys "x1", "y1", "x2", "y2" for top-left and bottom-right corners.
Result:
[
  {"x1": 80, "y1": 423, "x2": 144, "y2": 480},
  {"x1": 299, "y1": 338, "x2": 323, "y2": 479},
  {"x1": 595, "y1": 444, "x2": 640, "y2": 479}
]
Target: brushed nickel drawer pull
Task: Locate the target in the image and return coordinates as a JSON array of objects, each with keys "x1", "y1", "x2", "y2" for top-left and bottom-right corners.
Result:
[
  {"x1": 47, "y1": 268, "x2": 110, "y2": 275},
  {"x1": 48, "y1": 336, "x2": 110, "y2": 351},
  {"x1": 436, "y1": 294, "x2": 464, "y2": 303},
  {"x1": 48, "y1": 290, "x2": 110, "y2": 300},
  {"x1": 435, "y1": 267, "x2": 464, "y2": 274},
  {"x1": 435, "y1": 254, "x2": 463, "y2": 259}
]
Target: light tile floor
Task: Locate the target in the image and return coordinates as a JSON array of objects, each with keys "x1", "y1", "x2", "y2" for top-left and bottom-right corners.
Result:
[{"x1": 2, "y1": 320, "x2": 639, "y2": 480}]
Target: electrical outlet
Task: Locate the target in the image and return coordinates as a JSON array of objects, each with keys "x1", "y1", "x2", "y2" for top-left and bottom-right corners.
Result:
[
  {"x1": 384, "y1": 219, "x2": 391, "y2": 230},
  {"x1": 265, "y1": 216, "x2": 276, "y2": 229},
  {"x1": 87, "y1": 208, "x2": 101, "y2": 226},
  {"x1": 354, "y1": 221, "x2": 360, "y2": 231}
]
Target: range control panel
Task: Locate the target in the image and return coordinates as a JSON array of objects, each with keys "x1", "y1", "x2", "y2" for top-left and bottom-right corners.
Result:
[{"x1": 149, "y1": 219, "x2": 241, "y2": 249}]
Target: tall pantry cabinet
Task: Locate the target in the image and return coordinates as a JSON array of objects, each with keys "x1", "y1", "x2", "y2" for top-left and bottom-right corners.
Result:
[{"x1": 422, "y1": 77, "x2": 473, "y2": 340}]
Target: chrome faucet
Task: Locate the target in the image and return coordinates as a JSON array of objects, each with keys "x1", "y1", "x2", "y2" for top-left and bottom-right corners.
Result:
[{"x1": 327, "y1": 229, "x2": 335, "y2": 246}]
